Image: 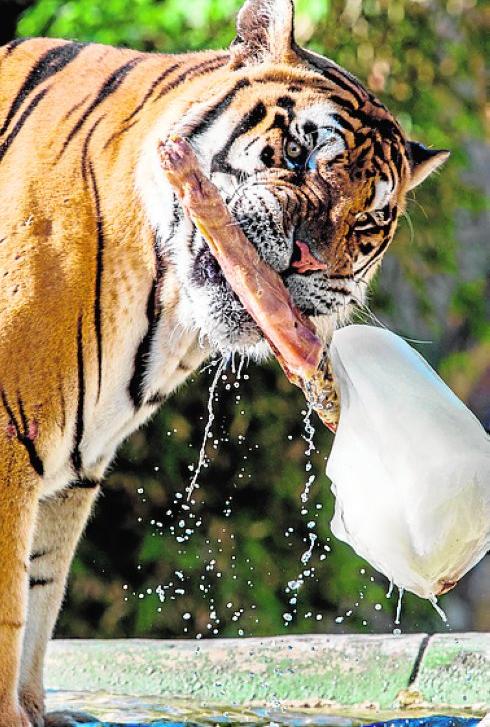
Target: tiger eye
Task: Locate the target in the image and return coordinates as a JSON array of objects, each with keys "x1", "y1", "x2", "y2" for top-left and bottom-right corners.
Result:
[{"x1": 285, "y1": 140, "x2": 303, "y2": 159}]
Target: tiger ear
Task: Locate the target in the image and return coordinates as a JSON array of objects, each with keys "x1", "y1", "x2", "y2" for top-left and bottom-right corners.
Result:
[
  {"x1": 230, "y1": 0, "x2": 297, "y2": 67},
  {"x1": 406, "y1": 141, "x2": 450, "y2": 190}
]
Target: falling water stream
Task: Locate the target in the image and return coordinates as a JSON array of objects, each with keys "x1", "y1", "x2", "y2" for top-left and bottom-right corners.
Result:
[
  {"x1": 282, "y1": 404, "x2": 323, "y2": 625},
  {"x1": 144, "y1": 355, "x2": 261, "y2": 639},
  {"x1": 187, "y1": 358, "x2": 226, "y2": 501}
]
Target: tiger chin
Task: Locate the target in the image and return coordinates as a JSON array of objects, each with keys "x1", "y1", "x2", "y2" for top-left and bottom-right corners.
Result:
[{"x1": 0, "y1": 1, "x2": 447, "y2": 725}]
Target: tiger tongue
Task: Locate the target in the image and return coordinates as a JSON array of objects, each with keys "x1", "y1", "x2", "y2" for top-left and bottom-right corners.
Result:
[{"x1": 292, "y1": 240, "x2": 329, "y2": 274}]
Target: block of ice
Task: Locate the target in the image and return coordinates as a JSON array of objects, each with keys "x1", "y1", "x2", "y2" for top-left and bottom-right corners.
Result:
[{"x1": 327, "y1": 325, "x2": 490, "y2": 600}]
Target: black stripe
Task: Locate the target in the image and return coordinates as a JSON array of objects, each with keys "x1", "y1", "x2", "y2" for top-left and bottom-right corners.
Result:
[
  {"x1": 81, "y1": 115, "x2": 105, "y2": 181},
  {"x1": 211, "y1": 101, "x2": 267, "y2": 174},
  {"x1": 29, "y1": 577, "x2": 54, "y2": 588},
  {"x1": 58, "y1": 373, "x2": 67, "y2": 430},
  {"x1": 0, "y1": 390, "x2": 44, "y2": 476},
  {"x1": 359, "y1": 241, "x2": 374, "y2": 255},
  {"x1": 147, "y1": 392, "x2": 167, "y2": 406},
  {"x1": 0, "y1": 42, "x2": 85, "y2": 137},
  {"x1": 267, "y1": 111, "x2": 288, "y2": 133},
  {"x1": 30, "y1": 550, "x2": 49, "y2": 561},
  {"x1": 1, "y1": 389, "x2": 17, "y2": 426},
  {"x1": 328, "y1": 94, "x2": 356, "y2": 112},
  {"x1": 23, "y1": 415, "x2": 44, "y2": 476},
  {"x1": 4, "y1": 38, "x2": 30, "y2": 57},
  {"x1": 321, "y1": 68, "x2": 365, "y2": 105},
  {"x1": 356, "y1": 111, "x2": 401, "y2": 140},
  {"x1": 128, "y1": 281, "x2": 157, "y2": 408},
  {"x1": 154, "y1": 234, "x2": 167, "y2": 294},
  {"x1": 128, "y1": 240, "x2": 166, "y2": 409},
  {"x1": 102, "y1": 119, "x2": 138, "y2": 151},
  {"x1": 254, "y1": 74, "x2": 331, "y2": 95},
  {"x1": 71, "y1": 315, "x2": 85, "y2": 474},
  {"x1": 128, "y1": 280, "x2": 162, "y2": 409},
  {"x1": 322, "y1": 71, "x2": 364, "y2": 105},
  {"x1": 188, "y1": 78, "x2": 251, "y2": 139},
  {"x1": 60, "y1": 57, "x2": 143, "y2": 156},
  {"x1": 68, "y1": 478, "x2": 99, "y2": 489},
  {"x1": 277, "y1": 96, "x2": 295, "y2": 111},
  {"x1": 152, "y1": 55, "x2": 229, "y2": 103},
  {"x1": 0, "y1": 88, "x2": 48, "y2": 164},
  {"x1": 260, "y1": 144, "x2": 275, "y2": 167},
  {"x1": 372, "y1": 137, "x2": 384, "y2": 161},
  {"x1": 104, "y1": 63, "x2": 187, "y2": 149},
  {"x1": 296, "y1": 48, "x2": 366, "y2": 106},
  {"x1": 355, "y1": 234, "x2": 392, "y2": 276},
  {"x1": 87, "y1": 162, "x2": 104, "y2": 398},
  {"x1": 327, "y1": 272, "x2": 356, "y2": 280},
  {"x1": 17, "y1": 394, "x2": 29, "y2": 434},
  {"x1": 122, "y1": 62, "x2": 180, "y2": 125},
  {"x1": 353, "y1": 141, "x2": 371, "y2": 166},
  {"x1": 187, "y1": 224, "x2": 197, "y2": 255},
  {"x1": 63, "y1": 94, "x2": 90, "y2": 122},
  {"x1": 16, "y1": 392, "x2": 44, "y2": 480},
  {"x1": 101, "y1": 63, "x2": 182, "y2": 149},
  {"x1": 330, "y1": 112, "x2": 356, "y2": 135}
]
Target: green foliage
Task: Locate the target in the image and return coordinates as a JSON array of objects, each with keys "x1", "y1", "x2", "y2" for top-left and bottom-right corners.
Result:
[{"x1": 14, "y1": 0, "x2": 489, "y2": 638}]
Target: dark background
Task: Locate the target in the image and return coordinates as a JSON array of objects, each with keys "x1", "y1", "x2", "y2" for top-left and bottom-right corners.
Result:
[{"x1": 2, "y1": 0, "x2": 489, "y2": 638}]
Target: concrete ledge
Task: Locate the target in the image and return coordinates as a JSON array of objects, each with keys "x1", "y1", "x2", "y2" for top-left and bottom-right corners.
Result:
[
  {"x1": 413, "y1": 633, "x2": 490, "y2": 711},
  {"x1": 45, "y1": 634, "x2": 490, "y2": 714}
]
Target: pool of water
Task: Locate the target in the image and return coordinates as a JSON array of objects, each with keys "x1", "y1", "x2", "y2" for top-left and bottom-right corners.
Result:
[
  {"x1": 46, "y1": 691, "x2": 484, "y2": 726},
  {"x1": 69, "y1": 721, "x2": 481, "y2": 727}
]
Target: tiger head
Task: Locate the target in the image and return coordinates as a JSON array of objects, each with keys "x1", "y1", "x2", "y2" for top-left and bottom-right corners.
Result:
[{"x1": 146, "y1": 0, "x2": 448, "y2": 358}]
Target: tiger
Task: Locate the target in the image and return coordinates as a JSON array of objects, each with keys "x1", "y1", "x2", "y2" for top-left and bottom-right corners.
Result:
[{"x1": 0, "y1": 0, "x2": 448, "y2": 724}]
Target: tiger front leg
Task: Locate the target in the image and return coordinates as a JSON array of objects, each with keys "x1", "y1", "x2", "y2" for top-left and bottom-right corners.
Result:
[
  {"x1": 0, "y1": 444, "x2": 41, "y2": 727},
  {"x1": 19, "y1": 484, "x2": 100, "y2": 727}
]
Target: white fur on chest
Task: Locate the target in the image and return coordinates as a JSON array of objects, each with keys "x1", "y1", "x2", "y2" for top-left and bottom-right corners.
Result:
[
  {"x1": 82, "y1": 305, "x2": 207, "y2": 478},
  {"x1": 41, "y1": 300, "x2": 208, "y2": 497}
]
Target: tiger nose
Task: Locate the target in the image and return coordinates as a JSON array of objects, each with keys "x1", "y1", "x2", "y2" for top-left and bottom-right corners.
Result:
[{"x1": 291, "y1": 240, "x2": 330, "y2": 274}]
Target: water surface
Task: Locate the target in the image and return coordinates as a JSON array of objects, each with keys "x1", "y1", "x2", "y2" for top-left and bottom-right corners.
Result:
[{"x1": 46, "y1": 691, "x2": 484, "y2": 726}]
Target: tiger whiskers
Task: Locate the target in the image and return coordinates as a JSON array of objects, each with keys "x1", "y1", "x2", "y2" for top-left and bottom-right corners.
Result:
[
  {"x1": 400, "y1": 208, "x2": 415, "y2": 245},
  {"x1": 351, "y1": 281, "x2": 433, "y2": 345},
  {"x1": 406, "y1": 194, "x2": 428, "y2": 220},
  {"x1": 350, "y1": 281, "x2": 389, "y2": 332}
]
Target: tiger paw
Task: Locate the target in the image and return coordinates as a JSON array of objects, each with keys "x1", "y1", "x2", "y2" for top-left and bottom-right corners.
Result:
[
  {"x1": 44, "y1": 712, "x2": 98, "y2": 726},
  {"x1": 304, "y1": 357, "x2": 340, "y2": 432},
  {"x1": 19, "y1": 689, "x2": 44, "y2": 727}
]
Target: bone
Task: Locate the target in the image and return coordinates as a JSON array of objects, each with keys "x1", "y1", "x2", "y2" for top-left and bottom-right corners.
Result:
[{"x1": 158, "y1": 136, "x2": 339, "y2": 430}]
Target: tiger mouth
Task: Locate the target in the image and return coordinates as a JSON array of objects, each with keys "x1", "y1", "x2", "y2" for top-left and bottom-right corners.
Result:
[
  {"x1": 195, "y1": 237, "x2": 325, "y2": 281},
  {"x1": 193, "y1": 241, "x2": 312, "y2": 288},
  {"x1": 193, "y1": 241, "x2": 350, "y2": 319}
]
